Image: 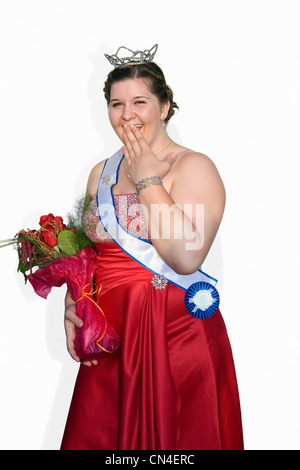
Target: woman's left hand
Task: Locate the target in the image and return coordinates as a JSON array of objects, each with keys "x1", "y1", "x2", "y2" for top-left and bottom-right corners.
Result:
[{"x1": 122, "y1": 124, "x2": 176, "y2": 183}]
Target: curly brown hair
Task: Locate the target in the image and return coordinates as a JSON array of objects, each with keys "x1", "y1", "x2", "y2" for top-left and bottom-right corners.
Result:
[{"x1": 103, "y1": 62, "x2": 179, "y2": 123}]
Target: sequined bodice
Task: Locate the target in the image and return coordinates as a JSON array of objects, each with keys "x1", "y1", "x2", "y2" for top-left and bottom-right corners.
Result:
[{"x1": 83, "y1": 193, "x2": 149, "y2": 243}]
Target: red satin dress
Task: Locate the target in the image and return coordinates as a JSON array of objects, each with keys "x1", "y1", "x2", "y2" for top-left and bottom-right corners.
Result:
[{"x1": 60, "y1": 194, "x2": 243, "y2": 450}]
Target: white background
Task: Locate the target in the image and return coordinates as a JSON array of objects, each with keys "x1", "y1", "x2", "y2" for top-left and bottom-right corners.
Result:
[{"x1": 0, "y1": 0, "x2": 299, "y2": 450}]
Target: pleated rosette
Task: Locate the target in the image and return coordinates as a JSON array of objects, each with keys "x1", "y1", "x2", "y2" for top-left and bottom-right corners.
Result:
[{"x1": 184, "y1": 281, "x2": 220, "y2": 319}]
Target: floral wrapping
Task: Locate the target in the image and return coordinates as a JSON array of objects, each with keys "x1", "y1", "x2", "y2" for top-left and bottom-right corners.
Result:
[{"x1": 27, "y1": 246, "x2": 121, "y2": 362}]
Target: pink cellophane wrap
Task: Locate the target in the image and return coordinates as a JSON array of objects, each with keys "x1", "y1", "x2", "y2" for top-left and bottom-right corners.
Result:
[{"x1": 27, "y1": 246, "x2": 121, "y2": 361}]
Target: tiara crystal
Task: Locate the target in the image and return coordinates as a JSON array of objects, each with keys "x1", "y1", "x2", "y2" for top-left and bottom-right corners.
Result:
[{"x1": 105, "y1": 44, "x2": 158, "y2": 68}]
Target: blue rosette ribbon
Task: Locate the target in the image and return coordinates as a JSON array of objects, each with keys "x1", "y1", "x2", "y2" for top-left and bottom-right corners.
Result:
[{"x1": 184, "y1": 281, "x2": 220, "y2": 319}]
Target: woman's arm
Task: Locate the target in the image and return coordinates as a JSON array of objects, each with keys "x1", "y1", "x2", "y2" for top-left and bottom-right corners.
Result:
[
  {"x1": 123, "y1": 125, "x2": 225, "y2": 274},
  {"x1": 64, "y1": 289, "x2": 82, "y2": 362},
  {"x1": 138, "y1": 153, "x2": 225, "y2": 274}
]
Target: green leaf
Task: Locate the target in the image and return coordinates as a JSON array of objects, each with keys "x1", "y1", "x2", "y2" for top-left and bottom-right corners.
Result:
[
  {"x1": 57, "y1": 230, "x2": 80, "y2": 256},
  {"x1": 75, "y1": 227, "x2": 94, "y2": 250},
  {"x1": 17, "y1": 259, "x2": 40, "y2": 274}
]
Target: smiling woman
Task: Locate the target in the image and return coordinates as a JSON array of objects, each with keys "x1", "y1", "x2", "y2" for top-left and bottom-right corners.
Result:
[
  {"x1": 103, "y1": 60, "x2": 179, "y2": 124},
  {"x1": 61, "y1": 45, "x2": 244, "y2": 451},
  {"x1": 108, "y1": 78, "x2": 170, "y2": 153}
]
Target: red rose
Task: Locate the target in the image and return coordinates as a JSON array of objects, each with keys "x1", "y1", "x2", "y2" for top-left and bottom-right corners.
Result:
[
  {"x1": 42, "y1": 230, "x2": 58, "y2": 248},
  {"x1": 39, "y1": 214, "x2": 55, "y2": 231},
  {"x1": 39, "y1": 213, "x2": 66, "y2": 248},
  {"x1": 52, "y1": 216, "x2": 65, "y2": 232}
]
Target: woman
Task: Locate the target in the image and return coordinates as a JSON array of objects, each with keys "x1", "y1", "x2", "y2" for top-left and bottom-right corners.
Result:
[{"x1": 61, "y1": 46, "x2": 244, "y2": 450}]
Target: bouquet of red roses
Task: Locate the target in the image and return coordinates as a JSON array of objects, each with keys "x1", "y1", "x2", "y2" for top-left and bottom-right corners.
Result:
[{"x1": 1, "y1": 201, "x2": 120, "y2": 362}]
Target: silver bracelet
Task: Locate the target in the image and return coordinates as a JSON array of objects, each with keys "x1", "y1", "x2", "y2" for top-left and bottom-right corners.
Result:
[{"x1": 136, "y1": 176, "x2": 163, "y2": 193}]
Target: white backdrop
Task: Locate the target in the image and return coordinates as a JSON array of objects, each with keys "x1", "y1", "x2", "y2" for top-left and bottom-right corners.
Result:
[{"x1": 0, "y1": 0, "x2": 299, "y2": 450}]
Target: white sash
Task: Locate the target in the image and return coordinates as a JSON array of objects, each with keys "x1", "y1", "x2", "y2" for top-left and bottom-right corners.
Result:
[{"x1": 96, "y1": 148, "x2": 218, "y2": 292}]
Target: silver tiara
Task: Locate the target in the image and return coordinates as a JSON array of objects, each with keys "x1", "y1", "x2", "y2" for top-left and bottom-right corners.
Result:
[{"x1": 105, "y1": 44, "x2": 158, "y2": 68}]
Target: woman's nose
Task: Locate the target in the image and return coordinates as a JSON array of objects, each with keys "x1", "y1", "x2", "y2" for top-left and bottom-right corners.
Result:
[{"x1": 122, "y1": 105, "x2": 136, "y2": 121}]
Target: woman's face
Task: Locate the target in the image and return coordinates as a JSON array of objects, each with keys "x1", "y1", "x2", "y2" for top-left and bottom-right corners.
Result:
[{"x1": 108, "y1": 78, "x2": 169, "y2": 148}]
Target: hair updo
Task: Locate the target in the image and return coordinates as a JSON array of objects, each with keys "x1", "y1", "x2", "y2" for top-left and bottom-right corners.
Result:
[{"x1": 103, "y1": 62, "x2": 179, "y2": 123}]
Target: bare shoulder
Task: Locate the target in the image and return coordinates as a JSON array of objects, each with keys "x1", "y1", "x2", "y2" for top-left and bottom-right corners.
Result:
[
  {"x1": 174, "y1": 147, "x2": 220, "y2": 173},
  {"x1": 86, "y1": 159, "x2": 106, "y2": 196},
  {"x1": 173, "y1": 148, "x2": 224, "y2": 187},
  {"x1": 170, "y1": 148, "x2": 226, "y2": 218}
]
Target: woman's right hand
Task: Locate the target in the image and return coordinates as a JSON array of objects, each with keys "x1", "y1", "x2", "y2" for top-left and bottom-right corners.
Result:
[
  {"x1": 64, "y1": 295, "x2": 98, "y2": 367},
  {"x1": 64, "y1": 304, "x2": 83, "y2": 363}
]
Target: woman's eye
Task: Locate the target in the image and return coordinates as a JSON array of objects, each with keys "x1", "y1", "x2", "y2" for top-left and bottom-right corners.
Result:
[
  {"x1": 134, "y1": 101, "x2": 145, "y2": 105},
  {"x1": 112, "y1": 102, "x2": 122, "y2": 108}
]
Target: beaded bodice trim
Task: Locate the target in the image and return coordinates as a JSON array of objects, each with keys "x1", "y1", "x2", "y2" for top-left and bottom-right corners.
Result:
[{"x1": 83, "y1": 193, "x2": 149, "y2": 243}]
